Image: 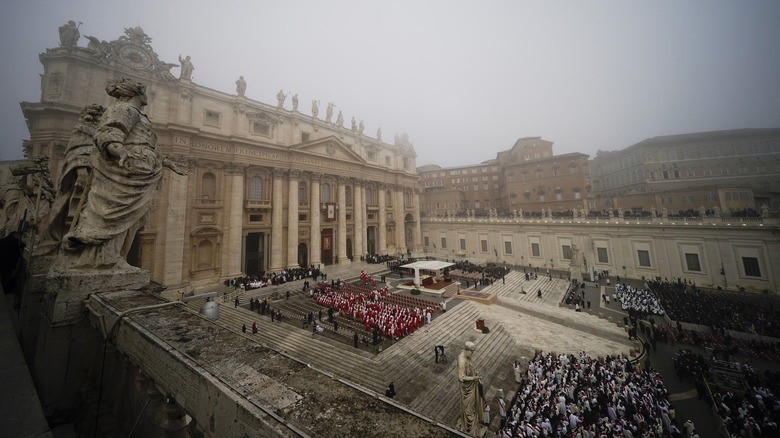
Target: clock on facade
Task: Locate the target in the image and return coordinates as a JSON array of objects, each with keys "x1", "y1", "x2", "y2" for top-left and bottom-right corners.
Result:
[{"x1": 119, "y1": 45, "x2": 152, "y2": 69}]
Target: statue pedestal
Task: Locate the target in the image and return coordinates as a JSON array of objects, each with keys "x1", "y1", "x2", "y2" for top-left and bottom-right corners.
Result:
[
  {"x1": 29, "y1": 266, "x2": 150, "y2": 417},
  {"x1": 44, "y1": 267, "x2": 149, "y2": 325}
]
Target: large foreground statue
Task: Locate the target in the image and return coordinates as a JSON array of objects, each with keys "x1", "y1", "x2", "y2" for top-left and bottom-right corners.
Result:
[
  {"x1": 60, "y1": 77, "x2": 185, "y2": 269},
  {"x1": 47, "y1": 104, "x2": 105, "y2": 245},
  {"x1": 457, "y1": 341, "x2": 485, "y2": 434}
]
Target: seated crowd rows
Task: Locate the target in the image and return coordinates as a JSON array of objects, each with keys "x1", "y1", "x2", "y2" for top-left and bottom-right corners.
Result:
[
  {"x1": 501, "y1": 352, "x2": 686, "y2": 438},
  {"x1": 647, "y1": 281, "x2": 780, "y2": 338},
  {"x1": 711, "y1": 363, "x2": 778, "y2": 438},
  {"x1": 614, "y1": 284, "x2": 665, "y2": 317},
  {"x1": 312, "y1": 284, "x2": 435, "y2": 339}
]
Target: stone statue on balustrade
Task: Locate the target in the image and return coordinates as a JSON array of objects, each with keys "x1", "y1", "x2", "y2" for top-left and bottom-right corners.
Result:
[
  {"x1": 59, "y1": 20, "x2": 80, "y2": 48},
  {"x1": 46, "y1": 104, "x2": 105, "y2": 248},
  {"x1": 458, "y1": 341, "x2": 485, "y2": 435},
  {"x1": 311, "y1": 100, "x2": 319, "y2": 119},
  {"x1": 376, "y1": 127, "x2": 382, "y2": 141},
  {"x1": 336, "y1": 111, "x2": 344, "y2": 127},
  {"x1": 59, "y1": 78, "x2": 187, "y2": 270},
  {"x1": 0, "y1": 157, "x2": 54, "y2": 238},
  {"x1": 325, "y1": 103, "x2": 334, "y2": 123},
  {"x1": 351, "y1": 117, "x2": 357, "y2": 131},
  {"x1": 292, "y1": 94, "x2": 298, "y2": 111},
  {"x1": 178, "y1": 55, "x2": 193, "y2": 80},
  {"x1": 276, "y1": 90, "x2": 287, "y2": 108},
  {"x1": 235, "y1": 76, "x2": 246, "y2": 97}
]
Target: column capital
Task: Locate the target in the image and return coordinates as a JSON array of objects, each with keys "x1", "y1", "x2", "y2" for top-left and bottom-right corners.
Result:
[
  {"x1": 288, "y1": 169, "x2": 302, "y2": 179},
  {"x1": 224, "y1": 162, "x2": 247, "y2": 176},
  {"x1": 272, "y1": 168, "x2": 287, "y2": 178},
  {"x1": 309, "y1": 172, "x2": 324, "y2": 183}
]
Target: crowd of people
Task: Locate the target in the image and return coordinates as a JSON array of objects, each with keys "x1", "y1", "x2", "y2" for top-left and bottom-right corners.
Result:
[
  {"x1": 500, "y1": 351, "x2": 687, "y2": 437},
  {"x1": 711, "y1": 363, "x2": 779, "y2": 438},
  {"x1": 614, "y1": 284, "x2": 665, "y2": 318},
  {"x1": 446, "y1": 260, "x2": 508, "y2": 280},
  {"x1": 312, "y1": 285, "x2": 434, "y2": 340},
  {"x1": 225, "y1": 266, "x2": 321, "y2": 290},
  {"x1": 648, "y1": 281, "x2": 780, "y2": 338},
  {"x1": 362, "y1": 253, "x2": 397, "y2": 264}
]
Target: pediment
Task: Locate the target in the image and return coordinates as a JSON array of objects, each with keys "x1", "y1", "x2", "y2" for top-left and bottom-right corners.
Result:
[{"x1": 291, "y1": 136, "x2": 366, "y2": 164}]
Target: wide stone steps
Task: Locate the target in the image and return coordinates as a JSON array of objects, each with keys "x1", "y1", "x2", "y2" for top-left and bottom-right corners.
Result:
[
  {"x1": 185, "y1": 300, "x2": 387, "y2": 393},
  {"x1": 378, "y1": 303, "x2": 480, "y2": 406},
  {"x1": 413, "y1": 323, "x2": 519, "y2": 426}
]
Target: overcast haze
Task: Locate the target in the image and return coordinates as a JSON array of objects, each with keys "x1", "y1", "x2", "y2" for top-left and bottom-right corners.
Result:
[{"x1": 1, "y1": 0, "x2": 779, "y2": 167}]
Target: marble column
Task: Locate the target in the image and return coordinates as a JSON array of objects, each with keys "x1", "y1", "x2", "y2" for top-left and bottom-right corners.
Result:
[
  {"x1": 378, "y1": 185, "x2": 387, "y2": 253},
  {"x1": 225, "y1": 163, "x2": 245, "y2": 277},
  {"x1": 353, "y1": 179, "x2": 364, "y2": 259},
  {"x1": 162, "y1": 159, "x2": 190, "y2": 286},
  {"x1": 270, "y1": 169, "x2": 285, "y2": 271},
  {"x1": 395, "y1": 187, "x2": 406, "y2": 254},
  {"x1": 337, "y1": 177, "x2": 348, "y2": 264},
  {"x1": 310, "y1": 173, "x2": 321, "y2": 266},
  {"x1": 287, "y1": 170, "x2": 300, "y2": 268},
  {"x1": 413, "y1": 189, "x2": 422, "y2": 253}
]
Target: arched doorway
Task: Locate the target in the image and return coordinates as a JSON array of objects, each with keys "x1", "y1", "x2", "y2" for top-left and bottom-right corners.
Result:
[
  {"x1": 346, "y1": 238, "x2": 353, "y2": 261},
  {"x1": 298, "y1": 242, "x2": 308, "y2": 268}
]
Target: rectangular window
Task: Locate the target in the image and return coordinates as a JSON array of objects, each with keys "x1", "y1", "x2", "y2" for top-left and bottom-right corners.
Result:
[
  {"x1": 637, "y1": 250, "x2": 651, "y2": 267},
  {"x1": 252, "y1": 121, "x2": 272, "y2": 136},
  {"x1": 504, "y1": 241, "x2": 513, "y2": 254},
  {"x1": 460, "y1": 238, "x2": 466, "y2": 250},
  {"x1": 574, "y1": 192, "x2": 581, "y2": 199},
  {"x1": 531, "y1": 243, "x2": 540, "y2": 257},
  {"x1": 483, "y1": 183, "x2": 489, "y2": 190},
  {"x1": 662, "y1": 196, "x2": 672, "y2": 205},
  {"x1": 521, "y1": 172, "x2": 528, "y2": 181},
  {"x1": 204, "y1": 110, "x2": 221, "y2": 127},
  {"x1": 597, "y1": 247, "x2": 609, "y2": 263},
  {"x1": 539, "y1": 194, "x2": 545, "y2": 201},
  {"x1": 552, "y1": 168, "x2": 559, "y2": 176},
  {"x1": 536, "y1": 170, "x2": 543, "y2": 178},
  {"x1": 481, "y1": 240, "x2": 488, "y2": 252},
  {"x1": 682, "y1": 195, "x2": 693, "y2": 203},
  {"x1": 562, "y1": 245, "x2": 572, "y2": 260},
  {"x1": 473, "y1": 184, "x2": 479, "y2": 191},
  {"x1": 441, "y1": 238, "x2": 447, "y2": 249},
  {"x1": 743, "y1": 257, "x2": 761, "y2": 277},
  {"x1": 556, "y1": 193, "x2": 562, "y2": 200},
  {"x1": 249, "y1": 214, "x2": 263, "y2": 222},
  {"x1": 482, "y1": 176, "x2": 488, "y2": 181},
  {"x1": 424, "y1": 236, "x2": 429, "y2": 247},
  {"x1": 685, "y1": 253, "x2": 701, "y2": 272},
  {"x1": 705, "y1": 193, "x2": 716, "y2": 201}
]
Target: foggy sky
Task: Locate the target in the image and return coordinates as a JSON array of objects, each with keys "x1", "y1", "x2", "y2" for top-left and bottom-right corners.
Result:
[{"x1": 1, "y1": 0, "x2": 778, "y2": 167}]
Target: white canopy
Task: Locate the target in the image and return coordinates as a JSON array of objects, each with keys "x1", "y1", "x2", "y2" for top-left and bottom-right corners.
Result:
[
  {"x1": 400, "y1": 260, "x2": 455, "y2": 288},
  {"x1": 400, "y1": 260, "x2": 454, "y2": 271}
]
